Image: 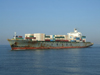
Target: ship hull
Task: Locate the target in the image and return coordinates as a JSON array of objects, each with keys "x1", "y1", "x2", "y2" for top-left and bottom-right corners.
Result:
[{"x1": 7, "y1": 39, "x2": 93, "y2": 50}]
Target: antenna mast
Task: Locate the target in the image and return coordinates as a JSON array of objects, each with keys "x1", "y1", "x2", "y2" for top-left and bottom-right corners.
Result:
[{"x1": 14, "y1": 32, "x2": 16, "y2": 39}]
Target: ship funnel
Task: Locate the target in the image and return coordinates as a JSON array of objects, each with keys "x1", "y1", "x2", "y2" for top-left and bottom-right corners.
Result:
[{"x1": 74, "y1": 28, "x2": 77, "y2": 32}]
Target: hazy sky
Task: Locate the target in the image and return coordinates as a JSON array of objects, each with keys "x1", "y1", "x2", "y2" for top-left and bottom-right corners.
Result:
[{"x1": 0, "y1": 0, "x2": 100, "y2": 45}]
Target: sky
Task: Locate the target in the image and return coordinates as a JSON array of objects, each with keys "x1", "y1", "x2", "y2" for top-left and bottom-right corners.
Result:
[{"x1": 0, "y1": 0, "x2": 100, "y2": 45}]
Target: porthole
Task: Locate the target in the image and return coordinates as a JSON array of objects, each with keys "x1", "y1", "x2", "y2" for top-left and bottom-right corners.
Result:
[
  {"x1": 70, "y1": 44, "x2": 72, "y2": 46},
  {"x1": 57, "y1": 43, "x2": 58, "y2": 46}
]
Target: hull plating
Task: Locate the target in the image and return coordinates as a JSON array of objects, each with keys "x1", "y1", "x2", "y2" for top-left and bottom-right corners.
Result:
[
  {"x1": 12, "y1": 46, "x2": 89, "y2": 50},
  {"x1": 7, "y1": 39, "x2": 93, "y2": 50}
]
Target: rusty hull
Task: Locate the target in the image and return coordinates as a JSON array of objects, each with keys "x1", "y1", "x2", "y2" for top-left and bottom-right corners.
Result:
[{"x1": 7, "y1": 39, "x2": 93, "y2": 50}]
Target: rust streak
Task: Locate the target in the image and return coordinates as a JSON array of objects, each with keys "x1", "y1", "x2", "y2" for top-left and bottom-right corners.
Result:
[{"x1": 11, "y1": 46, "x2": 89, "y2": 50}]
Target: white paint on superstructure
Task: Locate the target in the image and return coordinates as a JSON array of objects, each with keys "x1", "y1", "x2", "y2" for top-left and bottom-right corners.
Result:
[{"x1": 67, "y1": 29, "x2": 82, "y2": 40}]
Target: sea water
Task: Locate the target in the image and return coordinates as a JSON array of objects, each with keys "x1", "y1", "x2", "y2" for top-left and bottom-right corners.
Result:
[{"x1": 0, "y1": 45, "x2": 100, "y2": 75}]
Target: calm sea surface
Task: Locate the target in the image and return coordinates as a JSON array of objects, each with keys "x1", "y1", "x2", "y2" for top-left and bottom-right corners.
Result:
[{"x1": 0, "y1": 45, "x2": 100, "y2": 75}]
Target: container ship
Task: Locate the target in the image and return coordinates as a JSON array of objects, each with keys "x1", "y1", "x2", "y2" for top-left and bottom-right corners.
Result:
[{"x1": 7, "y1": 29, "x2": 93, "y2": 50}]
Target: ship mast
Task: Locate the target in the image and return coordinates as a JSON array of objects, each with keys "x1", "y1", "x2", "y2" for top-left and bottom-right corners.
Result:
[{"x1": 14, "y1": 32, "x2": 16, "y2": 39}]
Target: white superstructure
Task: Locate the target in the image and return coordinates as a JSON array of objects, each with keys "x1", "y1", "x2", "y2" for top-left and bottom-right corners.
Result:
[{"x1": 67, "y1": 29, "x2": 82, "y2": 40}]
